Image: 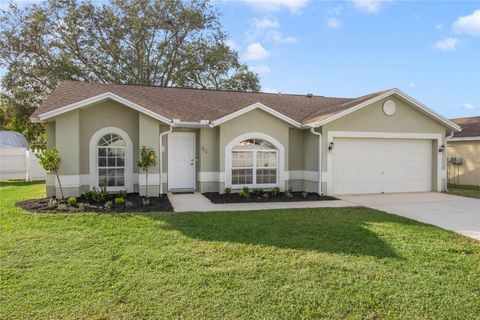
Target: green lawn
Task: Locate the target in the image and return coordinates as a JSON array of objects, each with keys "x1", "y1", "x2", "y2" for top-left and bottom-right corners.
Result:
[
  {"x1": 1, "y1": 181, "x2": 479, "y2": 319},
  {"x1": 447, "y1": 184, "x2": 480, "y2": 199}
]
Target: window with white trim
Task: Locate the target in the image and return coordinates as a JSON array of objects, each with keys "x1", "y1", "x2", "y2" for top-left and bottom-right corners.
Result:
[
  {"x1": 97, "y1": 134, "x2": 126, "y2": 189},
  {"x1": 232, "y1": 139, "x2": 278, "y2": 186}
]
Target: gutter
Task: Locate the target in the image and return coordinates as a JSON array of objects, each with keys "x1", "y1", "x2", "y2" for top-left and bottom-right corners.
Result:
[
  {"x1": 310, "y1": 127, "x2": 323, "y2": 195},
  {"x1": 159, "y1": 126, "x2": 173, "y2": 195}
]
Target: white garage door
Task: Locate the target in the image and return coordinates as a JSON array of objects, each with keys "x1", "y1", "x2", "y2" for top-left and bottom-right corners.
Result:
[{"x1": 332, "y1": 138, "x2": 432, "y2": 195}]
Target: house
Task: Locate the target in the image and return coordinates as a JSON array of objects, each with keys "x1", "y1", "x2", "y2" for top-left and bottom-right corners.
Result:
[
  {"x1": 447, "y1": 116, "x2": 480, "y2": 186},
  {"x1": 30, "y1": 81, "x2": 461, "y2": 198}
]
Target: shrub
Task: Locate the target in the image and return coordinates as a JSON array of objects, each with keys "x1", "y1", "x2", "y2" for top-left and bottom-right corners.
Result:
[
  {"x1": 84, "y1": 187, "x2": 102, "y2": 203},
  {"x1": 224, "y1": 187, "x2": 231, "y2": 195},
  {"x1": 238, "y1": 190, "x2": 249, "y2": 198},
  {"x1": 142, "y1": 198, "x2": 150, "y2": 206},
  {"x1": 114, "y1": 197, "x2": 125, "y2": 205},
  {"x1": 67, "y1": 197, "x2": 77, "y2": 206},
  {"x1": 99, "y1": 186, "x2": 109, "y2": 202},
  {"x1": 242, "y1": 186, "x2": 250, "y2": 194},
  {"x1": 284, "y1": 188, "x2": 294, "y2": 200},
  {"x1": 301, "y1": 191, "x2": 308, "y2": 199},
  {"x1": 37, "y1": 147, "x2": 64, "y2": 199},
  {"x1": 263, "y1": 192, "x2": 269, "y2": 200},
  {"x1": 270, "y1": 187, "x2": 280, "y2": 197},
  {"x1": 78, "y1": 203, "x2": 87, "y2": 211},
  {"x1": 57, "y1": 203, "x2": 68, "y2": 211},
  {"x1": 104, "y1": 201, "x2": 113, "y2": 209},
  {"x1": 137, "y1": 146, "x2": 157, "y2": 200},
  {"x1": 125, "y1": 201, "x2": 134, "y2": 208},
  {"x1": 47, "y1": 198, "x2": 57, "y2": 209},
  {"x1": 252, "y1": 188, "x2": 263, "y2": 196},
  {"x1": 117, "y1": 190, "x2": 127, "y2": 199}
]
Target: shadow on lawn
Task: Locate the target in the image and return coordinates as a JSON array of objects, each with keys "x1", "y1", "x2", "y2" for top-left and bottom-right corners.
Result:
[{"x1": 154, "y1": 207, "x2": 403, "y2": 259}]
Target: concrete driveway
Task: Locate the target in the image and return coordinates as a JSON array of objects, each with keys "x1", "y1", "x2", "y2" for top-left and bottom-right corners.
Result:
[{"x1": 339, "y1": 192, "x2": 480, "y2": 240}]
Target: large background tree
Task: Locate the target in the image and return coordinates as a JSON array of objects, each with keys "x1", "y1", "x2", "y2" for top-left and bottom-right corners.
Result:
[{"x1": 0, "y1": 0, "x2": 260, "y2": 147}]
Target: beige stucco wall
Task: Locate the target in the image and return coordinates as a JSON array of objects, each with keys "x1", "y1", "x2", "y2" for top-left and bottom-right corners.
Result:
[
  {"x1": 447, "y1": 140, "x2": 480, "y2": 186},
  {"x1": 79, "y1": 101, "x2": 140, "y2": 175}
]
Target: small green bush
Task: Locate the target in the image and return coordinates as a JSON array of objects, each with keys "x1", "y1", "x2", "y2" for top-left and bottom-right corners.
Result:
[
  {"x1": 57, "y1": 203, "x2": 68, "y2": 211},
  {"x1": 142, "y1": 198, "x2": 150, "y2": 206},
  {"x1": 125, "y1": 201, "x2": 134, "y2": 208},
  {"x1": 263, "y1": 192, "x2": 269, "y2": 200},
  {"x1": 224, "y1": 188, "x2": 231, "y2": 195},
  {"x1": 67, "y1": 197, "x2": 77, "y2": 206},
  {"x1": 47, "y1": 198, "x2": 57, "y2": 209},
  {"x1": 104, "y1": 201, "x2": 113, "y2": 209},
  {"x1": 117, "y1": 190, "x2": 127, "y2": 199},
  {"x1": 239, "y1": 190, "x2": 249, "y2": 198},
  {"x1": 284, "y1": 191, "x2": 293, "y2": 200},
  {"x1": 99, "y1": 186, "x2": 109, "y2": 202},
  {"x1": 78, "y1": 203, "x2": 87, "y2": 211},
  {"x1": 270, "y1": 187, "x2": 280, "y2": 197},
  {"x1": 242, "y1": 186, "x2": 250, "y2": 194},
  {"x1": 84, "y1": 187, "x2": 102, "y2": 203},
  {"x1": 114, "y1": 197, "x2": 125, "y2": 205},
  {"x1": 301, "y1": 191, "x2": 308, "y2": 199},
  {"x1": 252, "y1": 188, "x2": 263, "y2": 196}
]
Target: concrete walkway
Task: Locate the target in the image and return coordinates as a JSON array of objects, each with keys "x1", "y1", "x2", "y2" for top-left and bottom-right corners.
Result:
[
  {"x1": 339, "y1": 192, "x2": 480, "y2": 240},
  {"x1": 168, "y1": 192, "x2": 356, "y2": 212}
]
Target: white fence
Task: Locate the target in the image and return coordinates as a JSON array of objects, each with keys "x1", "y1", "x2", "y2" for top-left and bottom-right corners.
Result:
[{"x1": 0, "y1": 148, "x2": 46, "y2": 181}]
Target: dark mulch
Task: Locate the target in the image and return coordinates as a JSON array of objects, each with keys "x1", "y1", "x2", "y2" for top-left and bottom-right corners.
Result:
[
  {"x1": 17, "y1": 193, "x2": 174, "y2": 213},
  {"x1": 203, "y1": 192, "x2": 338, "y2": 204}
]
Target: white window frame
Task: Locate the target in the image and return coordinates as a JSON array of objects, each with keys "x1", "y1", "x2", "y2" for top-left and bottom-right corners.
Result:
[
  {"x1": 231, "y1": 148, "x2": 278, "y2": 188},
  {"x1": 97, "y1": 139, "x2": 126, "y2": 192},
  {"x1": 225, "y1": 132, "x2": 285, "y2": 190},
  {"x1": 89, "y1": 127, "x2": 133, "y2": 192}
]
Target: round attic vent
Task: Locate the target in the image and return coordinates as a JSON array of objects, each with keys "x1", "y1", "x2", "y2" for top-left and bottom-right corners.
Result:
[{"x1": 383, "y1": 100, "x2": 396, "y2": 116}]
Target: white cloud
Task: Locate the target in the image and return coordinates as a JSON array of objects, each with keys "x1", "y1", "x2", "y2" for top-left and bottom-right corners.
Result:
[
  {"x1": 463, "y1": 103, "x2": 476, "y2": 110},
  {"x1": 327, "y1": 5, "x2": 342, "y2": 16},
  {"x1": 249, "y1": 64, "x2": 271, "y2": 74},
  {"x1": 326, "y1": 17, "x2": 342, "y2": 28},
  {"x1": 252, "y1": 17, "x2": 280, "y2": 30},
  {"x1": 231, "y1": 0, "x2": 309, "y2": 13},
  {"x1": 244, "y1": 43, "x2": 270, "y2": 61},
  {"x1": 434, "y1": 37, "x2": 459, "y2": 52},
  {"x1": 225, "y1": 40, "x2": 238, "y2": 50},
  {"x1": 247, "y1": 16, "x2": 297, "y2": 44},
  {"x1": 453, "y1": 9, "x2": 480, "y2": 36},
  {"x1": 350, "y1": 0, "x2": 390, "y2": 13},
  {"x1": 409, "y1": 82, "x2": 417, "y2": 88},
  {"x1": 266, "y1": 30, "x2": 297, "y2": 43},
  {"x1": 435, "y1": 24, "x2": 443, "y2": 30}
]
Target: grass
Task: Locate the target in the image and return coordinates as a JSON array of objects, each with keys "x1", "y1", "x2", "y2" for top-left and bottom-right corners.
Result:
[
  {"x1": 446, "y1": 184, "x2": 480, "y2": 199},
  {"x1": 1, "y1": 181, "x2": 479, "y2": 319}
]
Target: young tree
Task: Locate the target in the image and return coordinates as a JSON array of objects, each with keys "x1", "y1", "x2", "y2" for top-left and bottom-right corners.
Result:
[
  {"x1": 37, "y1": 147, "x2": 64, "y2": 199},
  {"x1": 0, "y1": 0, "x2": 261, "y2": 145},
  {"x1": 137, "y1": 146, "x2": 157, "y2": 201}
]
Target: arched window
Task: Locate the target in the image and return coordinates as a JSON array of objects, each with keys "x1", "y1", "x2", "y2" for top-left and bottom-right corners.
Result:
[
  {"x1": 231, "y1": 138, "x2": 278, "y2": 186},
  {"x1": 97, "y1": 133, "x2": 126, "y2": 189}
]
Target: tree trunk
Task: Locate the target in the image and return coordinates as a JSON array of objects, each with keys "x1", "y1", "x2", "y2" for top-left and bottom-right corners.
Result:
[
  {"x1": 55, "y1": 171, "x2": 65, "y2": 200},
  {"x1": 145, "y1": 169, "x2": 148, "y2": 198}
]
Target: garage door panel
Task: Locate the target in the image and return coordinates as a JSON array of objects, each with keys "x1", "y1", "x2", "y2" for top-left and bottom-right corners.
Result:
[{"x1": 332, "y1": 138, "x2": 432, "y2": 195}]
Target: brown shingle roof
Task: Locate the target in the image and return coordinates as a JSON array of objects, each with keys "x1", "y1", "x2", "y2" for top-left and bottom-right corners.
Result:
[
  {"x1": 450, "y1": 116, "x2": 480, "y2": 138},
  {"x1": 30, "y1": 81, "x2": 391, "y2": 124}
]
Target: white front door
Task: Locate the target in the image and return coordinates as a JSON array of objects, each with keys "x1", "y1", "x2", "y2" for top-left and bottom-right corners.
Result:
[
  {"x1": 332, "y1": 138, "x2": 433, "y2": 195},
  {"x1": 168, "y1": 132, "x2": 196, "y2": 190}
]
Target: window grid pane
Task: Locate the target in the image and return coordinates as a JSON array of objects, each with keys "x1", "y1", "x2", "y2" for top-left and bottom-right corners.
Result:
[
  {"x1": 231, "y1": 142, "x2": 277, "y2": 186},
  {"x1": 98, "y1": 134, "x2": 126, "y2": 188}
]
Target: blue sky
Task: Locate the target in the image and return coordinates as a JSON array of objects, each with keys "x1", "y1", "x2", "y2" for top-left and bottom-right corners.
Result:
[
  {"x1": 1, "y1": 0, "x2": 479, "y2": 118},
  {"x1": 217, "y1": 0, "x2": 480, "y2": 118}
]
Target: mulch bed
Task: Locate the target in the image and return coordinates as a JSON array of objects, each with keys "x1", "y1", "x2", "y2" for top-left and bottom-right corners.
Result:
[
  {"x1": 17, "y1": 193, "x2": 174, "y2": 213},
  {"x1": 203, "y1": 192, "x2": 338, "y2": 204}
]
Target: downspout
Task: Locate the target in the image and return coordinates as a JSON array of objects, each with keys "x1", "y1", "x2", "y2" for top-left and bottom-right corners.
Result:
[
  {"x1": 444, "y1": 132, "x2": 454, "y2": 191},
  {"x1": 310, "y1": 127, "x2": 323, "y2": 195},
  {"x1": 159, "y1": 126, "x2": 173, "y2": 195}
]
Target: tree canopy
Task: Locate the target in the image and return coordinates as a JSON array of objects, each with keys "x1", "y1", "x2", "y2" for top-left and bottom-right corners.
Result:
[{"x1": 0, "y1": 0, "x2": 260, "y2": 146}]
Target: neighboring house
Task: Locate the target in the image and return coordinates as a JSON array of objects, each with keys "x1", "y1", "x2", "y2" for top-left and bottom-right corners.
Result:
[
  {"x1": 30, "y1": 81, "x2": 460, "y2": 198},
  {"x1": 447, "y1": 116, "x2": 480, "y2": 186}
]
